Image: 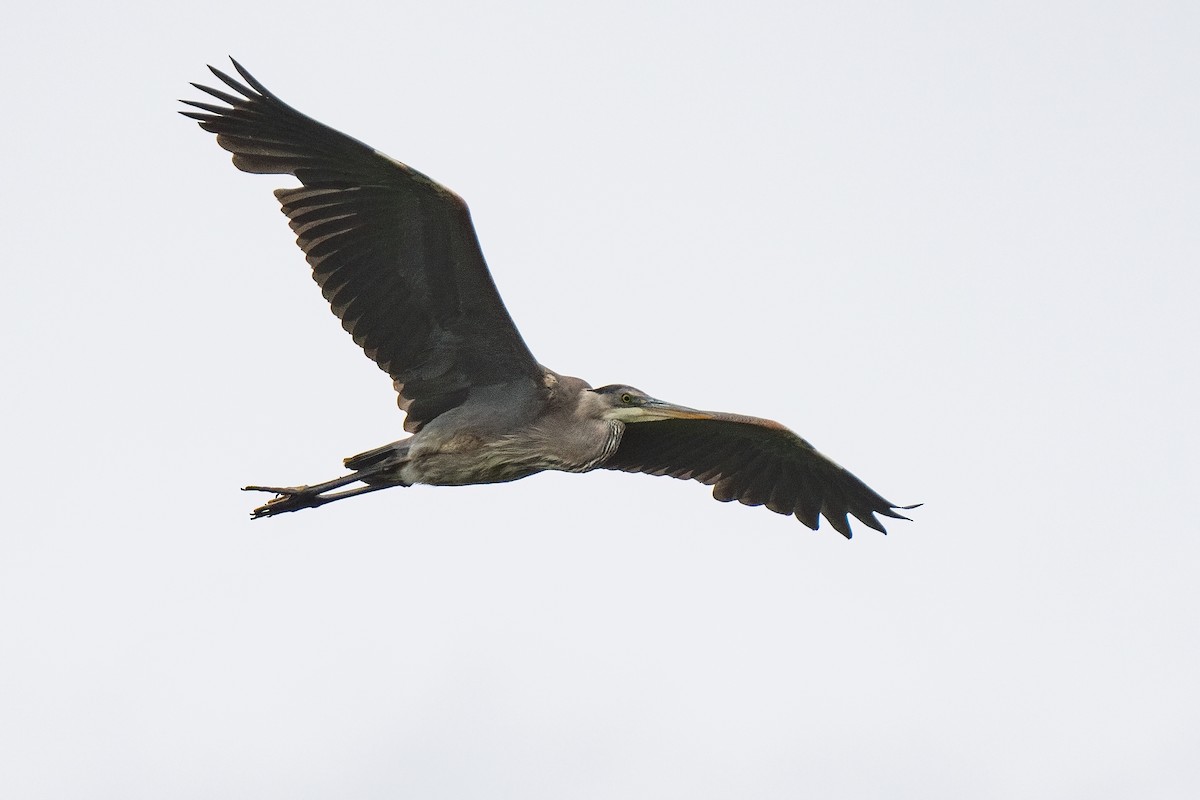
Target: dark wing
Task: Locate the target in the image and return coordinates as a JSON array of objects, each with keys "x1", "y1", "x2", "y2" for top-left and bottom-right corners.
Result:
[
  {"x1": 602, "y1": 413, "x2": 916, "y2": 538},
  {"x1": 180, "y1": 59, "x2": 542, "y2": 431}
]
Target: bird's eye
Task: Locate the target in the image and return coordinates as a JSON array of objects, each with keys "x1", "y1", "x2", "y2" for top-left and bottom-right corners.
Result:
[{"x1": 621, "y1": 393, "x2": 634, "y2": 404}]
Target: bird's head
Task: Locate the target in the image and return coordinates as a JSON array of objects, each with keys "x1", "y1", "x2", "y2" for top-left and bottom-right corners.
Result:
[{"x1": 591, "y1": 385, "x2": 714, "y2": 424}]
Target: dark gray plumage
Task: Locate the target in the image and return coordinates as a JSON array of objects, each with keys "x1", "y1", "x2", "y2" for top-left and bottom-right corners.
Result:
[{"x1": 181, "y1": 59, "x2": 917, "y2": 537}]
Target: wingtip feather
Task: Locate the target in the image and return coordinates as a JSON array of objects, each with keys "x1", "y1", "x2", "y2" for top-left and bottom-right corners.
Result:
[
  {"x1": 207, "y1": 63, "x2": 257, "y2": 100},
  {"x1": 229, "y1": 57, "x2": 274, "y2": 98},
  {"x1": 853, "y1": 511, "x2": 889, "y2": 534}
]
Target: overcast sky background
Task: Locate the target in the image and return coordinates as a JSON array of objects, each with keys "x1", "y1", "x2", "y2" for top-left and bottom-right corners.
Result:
[{"x1": 3, "y1": 2, "x2": 1198, "y2": 798}]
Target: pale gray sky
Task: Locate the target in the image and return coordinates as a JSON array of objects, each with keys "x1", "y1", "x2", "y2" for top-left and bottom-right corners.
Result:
[{"x1": 3, "y1": 2, "x2": 1198, "y2": 798}]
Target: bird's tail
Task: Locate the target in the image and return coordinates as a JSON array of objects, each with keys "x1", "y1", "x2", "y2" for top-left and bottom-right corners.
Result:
[{"x1": 343, "y1": 438, "x2": 412, "y2": 476}]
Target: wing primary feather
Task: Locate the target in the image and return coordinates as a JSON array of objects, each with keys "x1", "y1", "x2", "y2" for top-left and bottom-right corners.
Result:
[
  {"x1": 188, "y1": 82, "x2": 247, "y2": 107},
  {"x1": 823, "y1": 506, "x2": 854, "y2": 539},
  {"x1": 208, "y1": 64, "x2": 262, "y2": 100}
]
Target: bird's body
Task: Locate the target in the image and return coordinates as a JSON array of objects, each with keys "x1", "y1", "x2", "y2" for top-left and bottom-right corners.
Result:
[
  {"x1": 368, "y1": 372, "x2": 620, "y2": 487},
  {"x1": 182, "y1": 60, "x2": 916, "y2": 537}
]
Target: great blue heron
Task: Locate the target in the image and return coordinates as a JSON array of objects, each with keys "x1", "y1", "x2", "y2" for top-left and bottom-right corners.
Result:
[{"x1": 181, "y1": 59, "x2": 917, "y2": 537}]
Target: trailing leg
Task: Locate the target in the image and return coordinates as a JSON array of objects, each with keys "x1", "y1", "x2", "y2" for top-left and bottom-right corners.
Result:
[
  {"x1": 243, "y1": 477, "x2": 398, "y2": 519},
  {"x1": 243, "y1": 440, "x2": 412, "y2": 519}
]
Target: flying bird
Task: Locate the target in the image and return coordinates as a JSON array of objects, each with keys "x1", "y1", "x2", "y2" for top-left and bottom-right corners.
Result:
[{"x1": 181, "y1": 59, "x2": 917, "y2": 537}]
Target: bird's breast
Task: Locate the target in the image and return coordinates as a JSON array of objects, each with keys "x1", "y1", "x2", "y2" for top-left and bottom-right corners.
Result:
[{"x1": 400, "y1": 420, "x2": 622, "y2": 486}]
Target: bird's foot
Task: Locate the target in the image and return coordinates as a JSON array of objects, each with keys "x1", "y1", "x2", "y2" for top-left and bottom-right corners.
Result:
[
  {"x1": 242, "y1": 484, "x2": 329, "y2": 519},
  {"x1": 242, "y1": 471, "x2": 392, "y2": 519},
  {"x1": 244, "y1": 483, "x2": 309, "y2": 495}
]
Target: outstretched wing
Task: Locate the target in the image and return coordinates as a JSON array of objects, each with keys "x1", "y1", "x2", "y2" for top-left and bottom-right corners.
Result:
[
  {"x1": 180, "y1": 59, "x2": 543, "y2": 430},
  {"x1": 602, "y1": 413, "x2": 915, "y2": 537}
]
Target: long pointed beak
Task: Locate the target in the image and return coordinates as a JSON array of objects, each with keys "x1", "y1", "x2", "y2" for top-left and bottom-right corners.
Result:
[{"x1": 640, "y1": 398, "x2": 715, "y2": 420}]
